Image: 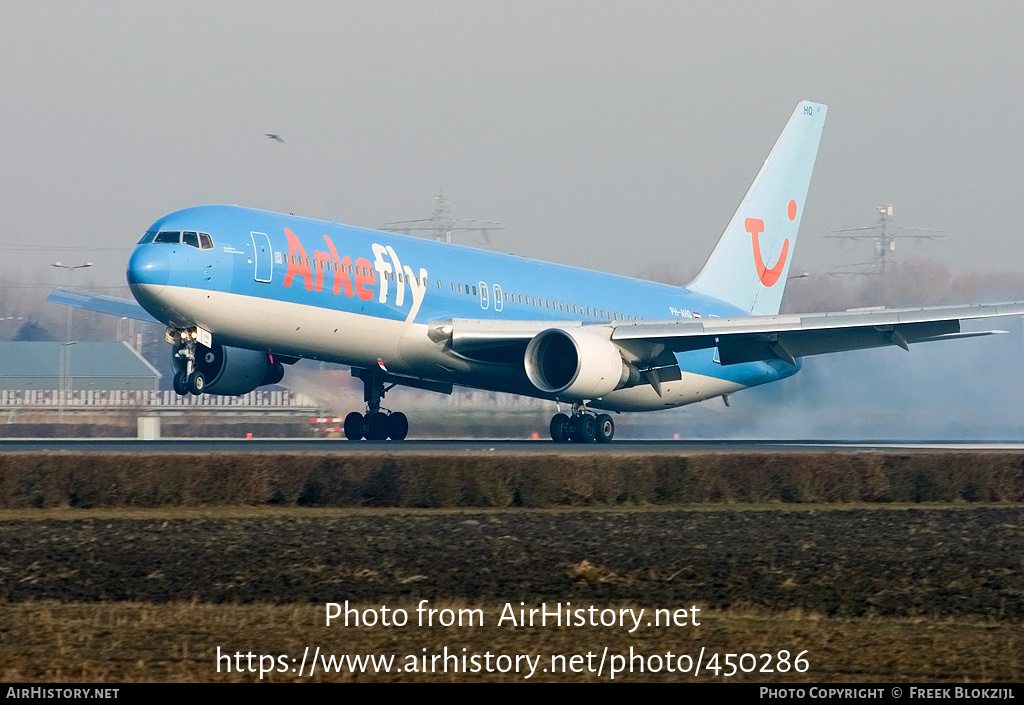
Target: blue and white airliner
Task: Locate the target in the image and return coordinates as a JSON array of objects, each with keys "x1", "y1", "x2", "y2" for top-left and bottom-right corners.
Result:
[{"x1": 49, "y1": 101, "x2": 1024, "y2": 442}]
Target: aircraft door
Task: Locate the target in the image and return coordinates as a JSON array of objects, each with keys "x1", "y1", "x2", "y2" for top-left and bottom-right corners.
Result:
[{"x1": 251, "y1": 232, "x2": 272, "y2": 283}]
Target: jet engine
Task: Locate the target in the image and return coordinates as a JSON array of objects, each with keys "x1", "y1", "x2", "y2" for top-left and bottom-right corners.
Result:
[
  {"x1": 524, "y1": 327, "x2": 635, "y2": 399},
  {"x1": 187, "y1": 342, "x2": 284, "y2": 395}
]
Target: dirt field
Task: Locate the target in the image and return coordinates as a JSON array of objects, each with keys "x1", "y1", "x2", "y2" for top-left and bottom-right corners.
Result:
[{"x1": 1, "y1": 505, "x2": 1021, "y2": 682}]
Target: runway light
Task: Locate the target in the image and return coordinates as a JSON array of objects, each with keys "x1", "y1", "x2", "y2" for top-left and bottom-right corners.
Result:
[
  {"x1": 673, "y1": 433, "x2": 680, "y2": 440},
  {"x1": 531, "y1": 432, "x2": 540, "y2": 440},
  {"x1": 246, "y1": 432, "x2": 253, "y2": 439}
]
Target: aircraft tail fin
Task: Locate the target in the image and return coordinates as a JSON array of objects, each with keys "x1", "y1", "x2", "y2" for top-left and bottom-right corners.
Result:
[{"x1": 688, "y1": 101, "x2": 827, "y2": 316}]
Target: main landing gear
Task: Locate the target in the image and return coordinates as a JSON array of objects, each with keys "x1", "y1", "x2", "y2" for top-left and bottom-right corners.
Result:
[
  {"x1": 344, "y1": 367, "x2": 409, "y2": 441},
  {"x1": 549, "y1": 403, "x2": 615, "y2": 444}
]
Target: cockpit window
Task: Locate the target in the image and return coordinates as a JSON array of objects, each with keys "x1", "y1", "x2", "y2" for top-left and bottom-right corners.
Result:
[{"x1": 147, "y1": 230, "x2": 214, "y2": 248}]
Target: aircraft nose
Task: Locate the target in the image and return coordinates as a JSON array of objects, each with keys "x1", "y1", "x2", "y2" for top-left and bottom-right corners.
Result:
[{"x1": 126, "y1": 245, "x2": 170, "y2": 287}]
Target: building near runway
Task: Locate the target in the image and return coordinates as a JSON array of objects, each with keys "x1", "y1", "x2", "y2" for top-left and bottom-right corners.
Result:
[
  {"x1": 0, "y1": 342, "x2": 321, "y2": 438},
  {"x1": 0, "y1": 341, "x2": 160, "y2": 391}
]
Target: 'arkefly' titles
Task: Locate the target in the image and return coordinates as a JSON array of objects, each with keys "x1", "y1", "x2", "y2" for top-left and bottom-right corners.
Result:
[{"x1": 282, "y1": 228, "x2": 428, "y2": 322}]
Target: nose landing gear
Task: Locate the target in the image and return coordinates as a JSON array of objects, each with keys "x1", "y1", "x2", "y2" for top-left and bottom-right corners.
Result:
[
  {"x1": 550, "y1": 403, "x2": 615, "y2": 443},
  {"x1": 170, "y1": 327, "x2": 206, "y2": 396}
]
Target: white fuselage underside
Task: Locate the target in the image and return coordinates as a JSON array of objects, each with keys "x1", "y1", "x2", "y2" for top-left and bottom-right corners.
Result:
[{"x1": 141, "y1": 283, "x2": 746, "y2": 412}]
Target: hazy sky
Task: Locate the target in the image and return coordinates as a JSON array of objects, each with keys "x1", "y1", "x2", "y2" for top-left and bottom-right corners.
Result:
[{"x1": 2, "y1": 2, "x2": 1022, "y2": 291}]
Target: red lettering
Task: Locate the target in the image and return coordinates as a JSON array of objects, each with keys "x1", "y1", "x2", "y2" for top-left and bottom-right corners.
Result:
[
  {"x1": 283, "y1": 228, "x2": 313, "y2": 291},
  {"x1": 339, "y1": 256, "x2": 355, "y2": 298},
  {"x1": 313, "y1": 250, "x2": 331, "y2": 292},
  {"x1": 322, "y1": 234, "x2": 354, "y2": 297},
  {"x1": 747, "y1": 217, "x2": 789, "y2": 288},
  {"x1": 354, "y1": 257, "x2": 375, "y2": 301}
]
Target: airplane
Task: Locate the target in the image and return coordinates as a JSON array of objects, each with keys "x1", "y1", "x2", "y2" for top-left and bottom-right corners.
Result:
[{"x1": 49, "y1": 100, "x2": 1024, "y2": 442}]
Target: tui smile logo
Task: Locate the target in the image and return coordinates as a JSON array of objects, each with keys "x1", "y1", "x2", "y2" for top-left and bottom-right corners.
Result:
[{"x1": 748, "y1": 199, "x2": 796, "y2": 287}]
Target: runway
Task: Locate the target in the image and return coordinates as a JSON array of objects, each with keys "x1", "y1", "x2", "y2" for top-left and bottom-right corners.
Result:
[{"x1": 2, "y1": 438, "x2": 1024, "y2": 453}]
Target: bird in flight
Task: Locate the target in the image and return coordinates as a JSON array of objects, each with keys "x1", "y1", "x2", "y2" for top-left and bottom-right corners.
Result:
[{"x1": 264, "y1": 133, "x2": 285, "y2": 143}]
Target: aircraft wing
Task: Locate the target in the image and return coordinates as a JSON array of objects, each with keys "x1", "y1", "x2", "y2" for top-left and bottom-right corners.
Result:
[
  {"x1": 613, "y1": 302, "x2": 1024, "y2": 365},
  {"x1": 47, "y1": 288, "x2": 161, "y2": 325},
  {"x1": 437, "y1": 302, "x2": 1024, "y2": 367}
]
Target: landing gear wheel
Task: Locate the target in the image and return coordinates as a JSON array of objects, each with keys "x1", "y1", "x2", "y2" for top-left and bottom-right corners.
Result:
[
  {"x1": 365, "y1": 412, "x2": 390, "y2": 441},
  {"x1": 387, "y1": 412, "x2": 409, "y2": 441},
  {"x1": 187, "y1": 370, "x2": 206, "y2": 395},
  {"x1": 595, "y1": 414, "x2": 615, "y2": 444},
  {"x1": 173, "y1": 371, "x2": 189, "y2": 396},
  {"x1": 566, "y1": 416, "x2": 580, "y2": 442},
  {"x1": 351, "y1": 367, "x2": 412, "y2": 441},
  {"x1": 343, "y1": 412, "x2": 364, "y2": 441},
  {"x1": 550, "y1": 413, "x2": 570, "y2": 443},
  {"x1": 577, "y1": 414, "x2": 597, "y2": 443}
]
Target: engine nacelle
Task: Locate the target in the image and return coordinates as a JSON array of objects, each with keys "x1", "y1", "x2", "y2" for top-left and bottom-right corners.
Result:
[
  {"x1": 192, "y1": 343, "x2": 283, "y2": 396},
  {"x1": 524, "y1": 327, "x2": 633, "y2": 399}
]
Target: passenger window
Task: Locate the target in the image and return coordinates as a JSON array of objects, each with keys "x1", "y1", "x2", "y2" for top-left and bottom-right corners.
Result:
[{"x1": 182, "y1": 231, "x2": 200, "y2": 248}]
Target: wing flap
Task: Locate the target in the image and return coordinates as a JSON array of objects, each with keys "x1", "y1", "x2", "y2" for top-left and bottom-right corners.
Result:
[{"x1": 716, "y1": 320, "x2": 963, "y2": 365}]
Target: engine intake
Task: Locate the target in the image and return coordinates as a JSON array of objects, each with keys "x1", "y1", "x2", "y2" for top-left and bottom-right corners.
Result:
[{"x1": 524, "y1": 327, "x2": 633, "y2": 399}]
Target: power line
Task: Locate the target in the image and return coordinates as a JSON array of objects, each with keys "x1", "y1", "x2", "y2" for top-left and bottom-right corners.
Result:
[
  {"x1": 0, "y1": 243, "x2": 130, "y2": 252},
  {"x1": 0, "y1": 284, "x2": 128, "y2": 290},
  {"x1": 825, "y1": 204, "x2": 942, "y2": 274},
  {"x1": 382, "y1": 192, "x2": 504, "y2": 245}
]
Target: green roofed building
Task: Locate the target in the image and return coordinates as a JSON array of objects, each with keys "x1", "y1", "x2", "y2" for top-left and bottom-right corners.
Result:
[{"x1": 0, "y1": 342, "x2": 161, "y2": 391}]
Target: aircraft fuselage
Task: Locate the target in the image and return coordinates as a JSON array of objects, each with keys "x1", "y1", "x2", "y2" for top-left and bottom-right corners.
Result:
[{"x1": 127, "y1": 204, "x2": 797, "y2": 412}]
